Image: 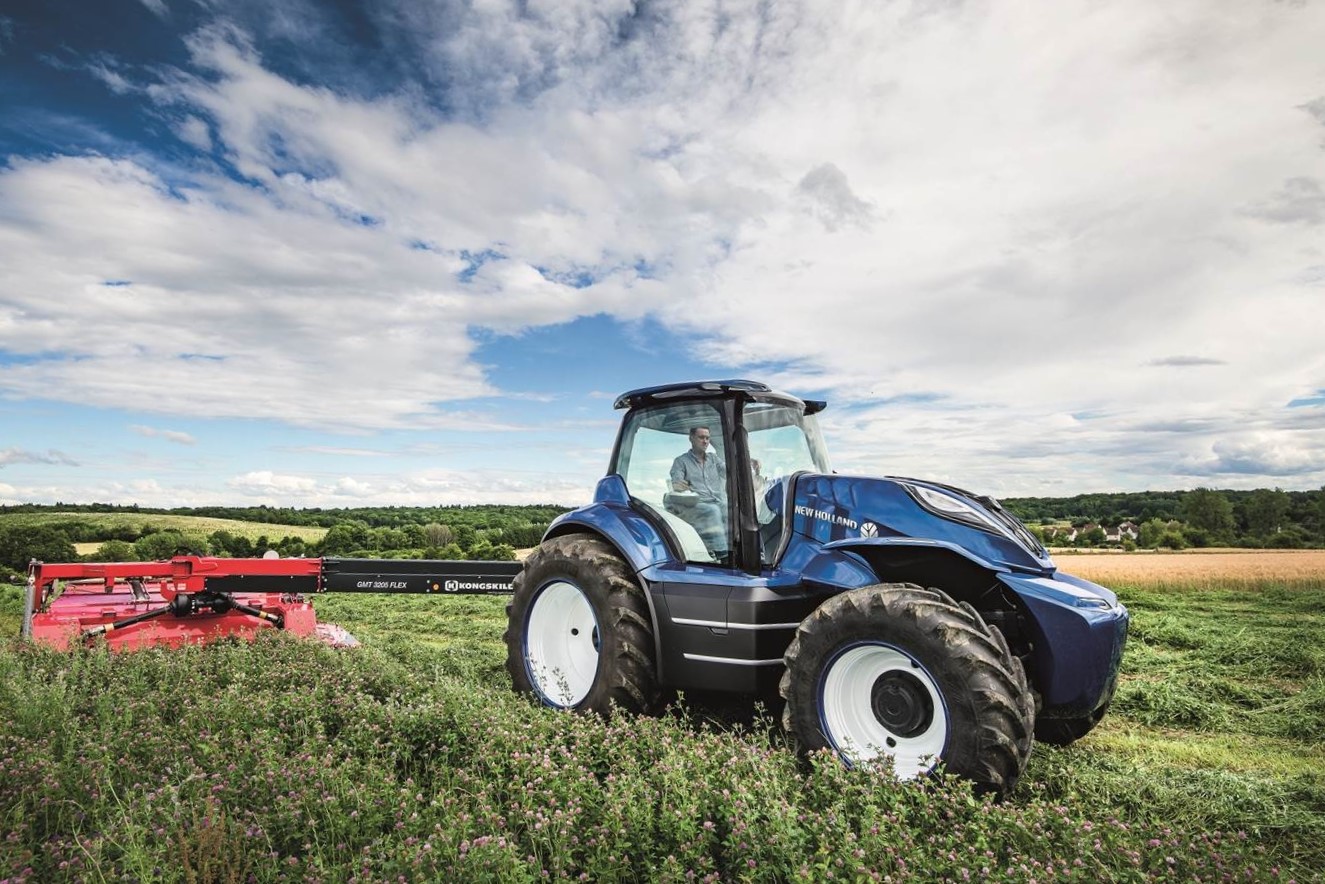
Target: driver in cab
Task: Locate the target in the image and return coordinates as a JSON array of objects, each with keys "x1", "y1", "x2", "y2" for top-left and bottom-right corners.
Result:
[{"x1": 669, "y1": 427, "x2": 727, "y2": 552}]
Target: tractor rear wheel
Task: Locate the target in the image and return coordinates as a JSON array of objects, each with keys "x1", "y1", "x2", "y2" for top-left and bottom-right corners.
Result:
[
  {"x1": 780, "y1": 583, "x2": 1034, "y2": 793},
  {"x1": 504, "y1": 535, "x2": 659, "y2": 714}
]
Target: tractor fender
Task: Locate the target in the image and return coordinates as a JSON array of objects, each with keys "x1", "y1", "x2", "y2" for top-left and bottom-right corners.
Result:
[
  {"x1": 819, "y1": 536, "x2": 1011, "y2": 574},
  {"x1": 785, "y1": 543, "x2": 880, "y2": 590},
  {"x1": 787, "y1": 537, "x2": 1011, "y2": 596},
  {"x1": 543, "y1": 476, "x2": 675, "y2": 574}
]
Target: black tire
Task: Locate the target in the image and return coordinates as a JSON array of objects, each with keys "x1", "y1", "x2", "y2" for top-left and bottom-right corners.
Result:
[
  {"x1": 1035, "y1": 704, "x2": 1108, "y2": 746},
  {"x1": 504, "y1": 535, "x2": 658, "y2": 715},
  {"x1": 779, "y1": 583, "x2": 1034, "y2": 793}
]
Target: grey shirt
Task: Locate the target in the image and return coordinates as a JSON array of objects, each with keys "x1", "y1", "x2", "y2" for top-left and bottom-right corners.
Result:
[{"x1": 670, "y1": 449, "x2": 726, "y2": 503}]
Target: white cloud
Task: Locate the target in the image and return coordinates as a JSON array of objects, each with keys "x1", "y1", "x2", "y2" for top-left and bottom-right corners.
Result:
[
  {"x1": 175, "y1": 115, "x2": 212, "y2": 151},
  {"x1": 87, "y1": 58, "x2": 134, "y2": 95},
  {"x1": 282, "y1": 445, "x2": 387, "y2": 457},
  {"x1": 227, "y1": 471, "x2": 319, "y2": 497},
  {"x1": 130, "y1": 424, "x2": 197, "y2": 445},
  {"x1": 1177, "y1": 434, "x2": 1325, "y2": 478},
  {"x1": 218, "y1": 467, "x2": 592, "y2": 507},
  {"x1": 0, "y1": 447, "x2": 78, "y2": 468}
]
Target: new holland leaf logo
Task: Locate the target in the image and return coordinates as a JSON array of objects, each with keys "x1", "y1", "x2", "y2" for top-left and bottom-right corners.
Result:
[{"x1": 859, "y1": 521, "x2": 879, "y2": 538}]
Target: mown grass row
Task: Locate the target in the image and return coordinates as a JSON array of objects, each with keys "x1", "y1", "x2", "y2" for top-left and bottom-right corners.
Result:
[{"x1": 1, "y1": 578, "x2": 1321, "y2": 881}]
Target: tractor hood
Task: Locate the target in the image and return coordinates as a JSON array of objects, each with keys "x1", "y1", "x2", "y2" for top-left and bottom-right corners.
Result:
[{"x1": 787, "y1": 473, "x2": 1056, "y2": 575}]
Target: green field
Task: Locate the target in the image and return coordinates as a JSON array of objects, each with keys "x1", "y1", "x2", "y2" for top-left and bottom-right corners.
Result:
[
  {"x1": 0, "y1": 511, "x2": 328, "y2": 543},
  {"x1": 1, "y1": 576, "x2": 1321, "y2": 882}
]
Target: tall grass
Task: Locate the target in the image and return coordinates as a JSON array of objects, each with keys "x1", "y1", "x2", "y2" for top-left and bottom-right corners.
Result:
[{"x1": 1, "y1": 575, "x2": 1320, "y2": 881}]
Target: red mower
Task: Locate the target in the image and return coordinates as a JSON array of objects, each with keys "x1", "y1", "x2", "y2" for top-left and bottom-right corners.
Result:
[{"x1": 22, "y1": 555, "x2": 523, "y2": 651}]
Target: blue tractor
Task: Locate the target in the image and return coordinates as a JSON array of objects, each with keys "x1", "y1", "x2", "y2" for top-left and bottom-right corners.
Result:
[{"x1": 505, "y1": 380, "x2": 1128, "y2": 792}]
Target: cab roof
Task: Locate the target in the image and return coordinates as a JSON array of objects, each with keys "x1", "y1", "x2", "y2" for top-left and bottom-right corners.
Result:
[{"x1": 613, "y1": 379, "x2": 826, "y2": 414}]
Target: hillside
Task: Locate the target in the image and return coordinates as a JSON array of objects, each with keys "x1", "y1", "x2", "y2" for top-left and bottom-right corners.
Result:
[{"x1": 0, "y1": 511, "x2": 328, "y2": 542}]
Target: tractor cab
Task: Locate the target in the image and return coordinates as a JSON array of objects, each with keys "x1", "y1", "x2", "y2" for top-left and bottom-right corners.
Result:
[{"x1": 610, "y1": 380, "x2": 831, "y2": 571}]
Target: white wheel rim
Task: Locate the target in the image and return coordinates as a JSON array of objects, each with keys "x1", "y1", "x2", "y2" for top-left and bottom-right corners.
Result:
[
  {"x1": 525, "y1": 580, "x2": 600, "y2": 707},
  {"x1": 819, "y1": 643, "x2": 947, "y2": 779}
]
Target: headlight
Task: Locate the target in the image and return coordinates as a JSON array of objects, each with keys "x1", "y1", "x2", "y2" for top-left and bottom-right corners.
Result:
[{"x1": 903, "y1": 484, "x2": 1004, "y2": 534}]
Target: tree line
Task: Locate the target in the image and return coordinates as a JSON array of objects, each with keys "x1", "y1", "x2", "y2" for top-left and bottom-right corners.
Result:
[
  {"x1": 0, "y1": 504, "x2": 569, "y2": 577},
  {"x1": 1003, "y1": 487, "x2": 1325, "y2": 549}
]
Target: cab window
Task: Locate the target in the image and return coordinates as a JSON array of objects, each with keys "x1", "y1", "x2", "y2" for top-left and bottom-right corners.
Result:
[
  {"x1": 615, "y1": 403, "x2": 731, "y2": 565},
  {"x1": 743, "y1": 401, "x2": 831, "y2": 564}
]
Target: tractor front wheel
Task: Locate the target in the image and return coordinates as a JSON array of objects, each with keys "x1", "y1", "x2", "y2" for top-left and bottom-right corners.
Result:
[
  {"x1": 504, "y1": 535, "x2": 658, "y2": 714},
  {"x1": 780, "y1": 583, "x2": 1034, "y2": 793}
]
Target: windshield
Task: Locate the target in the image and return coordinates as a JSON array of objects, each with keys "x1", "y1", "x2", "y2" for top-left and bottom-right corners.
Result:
[{"x1": 744, "y1": 400, "x2": 831, "y2": 479}]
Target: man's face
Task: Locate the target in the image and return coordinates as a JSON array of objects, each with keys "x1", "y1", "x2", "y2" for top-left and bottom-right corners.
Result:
[{"x1": 691, "y1": 428, "x2": 711, "y2": 455}]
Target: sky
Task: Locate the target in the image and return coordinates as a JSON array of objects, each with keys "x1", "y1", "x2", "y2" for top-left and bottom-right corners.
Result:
[{"x1": 1, "y1": 0, "x2": 1323, "y2": 509}]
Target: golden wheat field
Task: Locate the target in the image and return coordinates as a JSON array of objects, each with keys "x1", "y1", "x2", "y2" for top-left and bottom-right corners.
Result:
[{"x1": 1052, "y1": 548, "x2": 1325, "y2": 584}]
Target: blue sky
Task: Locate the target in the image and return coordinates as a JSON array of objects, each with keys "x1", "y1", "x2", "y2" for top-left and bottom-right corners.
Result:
[{"x1": 1, "y1": 0, "x2": 1324, "y2": 508}]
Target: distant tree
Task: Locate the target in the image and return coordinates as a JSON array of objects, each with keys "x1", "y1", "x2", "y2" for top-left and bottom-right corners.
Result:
[
  {"x1": 1180, "y1": 488, "x2": 1234, "y2": 540},
  {"x1": 466, "y1": 539, "x2": 494, "y2": 560},
  {"x1": 504, "y1": 524, "x2": 549, "y2": 548},
  {"x1": 488, "y1": 543, "x2": 516, "y2": 562},
  {"x1": 209, "y1": 530, "x2": 254, "y2": 557},
  {"x1": 1138, "y1": 519, "x2": 1168, "y2": 549},
  {"x1": 453, "y1": 524, "x2": 477, "y2": 552},
  {"x1": 370, "y1": 527, "x2": 408, "y2": 550},
  {"x1": 1079, "y1": 526, "x2": 1106, "y2": 547},
  {"x1": 134, "y1": 531, "x2": 208, "y2": 560},
  {"x1": 0, "y1": 525, "x2": 77, "y2": 570},
  {"x1": 1267, "y1": 526, "x2": 1308, "y2": 549},
  {"x1": 402, "y1": 524, "x2": 427, "y2": 548},
  {"x1": 1157, "y1": 529, "x2": 1188, "y2": 550},
  {"x1": 1242, "y1": 489, "x2": 1290, "y2": 537},
  {"x1": 1317, "y1": 487, "x2": 1325, "y2": 539},
  {"x1": 276, "y1": 536, "x2": 308, "y2": 557},
  {"x1": 435, "y1": 542, "x2": 464, "y2": 561},
  {"x1": 321, "y1": 521, "x2": 370, "y2": 555},
  {"x1": 91, "y1": 540, "x2": 137, "y2": 562}
]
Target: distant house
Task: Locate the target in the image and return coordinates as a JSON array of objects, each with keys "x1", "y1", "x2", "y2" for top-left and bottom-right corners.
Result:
[
  {"x1": 1103, "y1": 522, "x2": 1138, "y2": 543},
  {"x1": 1059, "y1": 524, "x2": 1098, "y2": 544}
]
